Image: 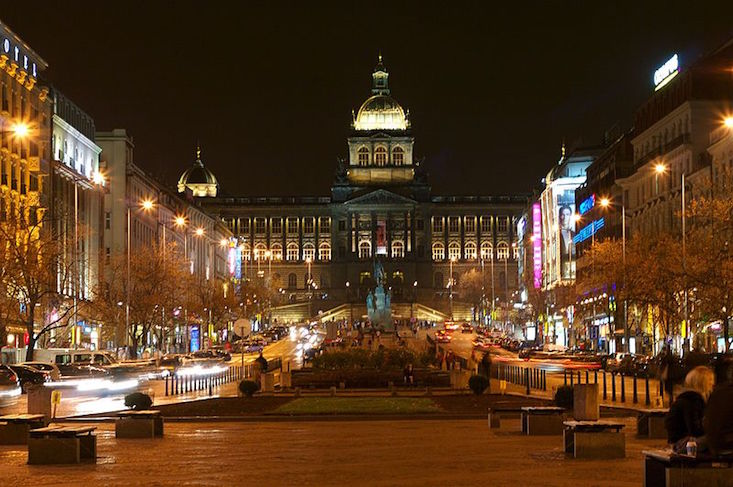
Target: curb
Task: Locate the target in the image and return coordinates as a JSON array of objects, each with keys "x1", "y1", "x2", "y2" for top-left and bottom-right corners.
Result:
[{"x1": 55, "y1": 413, "x2": 488, "y2": 423}]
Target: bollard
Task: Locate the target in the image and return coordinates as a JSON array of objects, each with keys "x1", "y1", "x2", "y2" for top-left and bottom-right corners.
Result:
[
  {"x1": 585, "y1": 370, "x2": 589, "y2": 384},
  {"x1": 165, "y1": 376, "x2": 169, "y2": 396},
  {"x1": 209, "y1": 377, "x2": 213, "y2": 396},
  {"x1": 564, "y1": 369, "x2": 567, "y2": 386},
  {"x1": 603, "y1": 371, "x2": 607, "y2": 400},
  {"x1": 525, "y1": 368, "x2": 530, "y2": 395},
  {"x1": 578, "y1": 370, "x2": 581, "y2": 384},
  {"x1": 542, "y1": 370, "x2": 546, "y2": 391},
  {"x1": 645, "y1": 376, "x2": 651, "y2": 406},
  {"x1": 611, "y1": 372, "x2": 616, "y2": 401},
  {"x1": 570, "y1": 371, "x2": 574, "y2": 386},
  {"x1": 594, "y1": 370, "x2": 598, "y2": 384},
  {"x1": 633, "y1": 374, "x2": 638, "y2": 404},
  {"x1": 620, "y1": 373, "x2": 626, "y2": 403}
]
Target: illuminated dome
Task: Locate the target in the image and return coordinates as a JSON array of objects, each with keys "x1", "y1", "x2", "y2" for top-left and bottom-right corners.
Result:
[
  {"x1": 177, "y1": 145, "x2": 218, "y2": 197},
  {"x1": 353, "y1": 55, "x2": 410, "y2": 131}
]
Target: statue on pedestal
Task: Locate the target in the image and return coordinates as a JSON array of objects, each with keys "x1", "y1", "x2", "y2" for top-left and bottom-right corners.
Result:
[{"x1": 366, "y1": 257, "x2": 393, "y2": 331}]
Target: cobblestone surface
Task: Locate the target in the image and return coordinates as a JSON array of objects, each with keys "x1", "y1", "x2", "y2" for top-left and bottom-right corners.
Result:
[{"x1": 1, "y1": 417, "x2": 662, "y2": 486}]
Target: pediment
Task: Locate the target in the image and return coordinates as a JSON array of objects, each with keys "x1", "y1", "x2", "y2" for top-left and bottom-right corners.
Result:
[{"x1": 344, "y1": 189, "x2": 416, "y2": 207}]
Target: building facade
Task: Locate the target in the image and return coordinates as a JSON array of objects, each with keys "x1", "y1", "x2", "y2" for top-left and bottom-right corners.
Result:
[{"x1": 191, "y1": 59, "x2": 525, "y2": 323}]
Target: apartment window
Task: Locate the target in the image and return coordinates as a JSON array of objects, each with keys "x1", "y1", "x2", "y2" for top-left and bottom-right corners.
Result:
[
  {"x1": 286, "y1": 243, "x2": 299, "y2": 261},
  {"x1": 480, "y1": 241, "x2": 493, "y2": 260},
  {"x1": 391, "y1": 241, "x2": 404, "y2": 258},
  {"x1": 432, "y1": 242, "x2": 445, "y2": 261},
  {"x1": 464, "y1": 241, "x2": 477, "y2": 260},
  {"x1": 374, "y1": 146, "x2": 387, "y2": 165},
  {"x1": 254, "y1": 243, "x2": 267, "y2": 261},
  {"x1": 240, "y1": 218, "x2": 250, "y2": 234},
  {"x1": 271, "y1": 243, "x2": 283, "y2": 261},
  {"x1": 319, "y1": 217, "x2": 330, "y2": 234},
  {"x1": 392, "y1": 146, "x2": 404, "y2": 165},
  {"x1": 480, "y1": 216, "x2": 491, "y2": 233},
  {"x1": 497, "y1": 242, "x2": 509, "y2": 260},
  {"x1": 464, "y1": 216, "x2": 476, "y2": 233},
  {"x1": 513, "y1": 244, "x2": 519, "y2": 260},
  {"x1": 287, "y1": 217, "x2": 298, "y2": 234},
  {"x1": 105, "y1": 212, "x2": 111, "y2": 230},
  {"x1": 303, "y1": 217, "x2": 315, "y2": 234},
  {"x1": 303, "y1": 243, "x2": 315, "y2": 261},
  {"x1": 448, "y1": 242, "x2": 460, "y2": 261},
  {"x1": 287, "y1": 273, "x2": 297, "y2": 289},
  {"x1": 271, "y1": 218, "x2": 282, "y2": 234},
  {"x1": 241, "y1": 244, "x2": 251, "y2": 262},
  {"x1": 432, "y1": 217, "x2": 444, "y2": 233},
  {"x1": 448, "y1": 216, "x2": 460, "y2": 233},
  {"x1": 358, "y1": 147, "x2": 369, "y2": 166},
  {"x1": 319, "y1": 242, "x2": 331, "y2": 261},
  {"x1": 497, "y1": 217, "x2": 508, "y2": 233},
  {"x1": 359, "y1": 241, "x2": 371, "y2": 259},
  {"x1": 255, "y1": 217, "x2": 266, "y2": 234}
]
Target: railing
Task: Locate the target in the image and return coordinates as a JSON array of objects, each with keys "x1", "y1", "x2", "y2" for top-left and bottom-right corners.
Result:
[
  {"x1": 491, "y1": 363, "x2": 547, "y2": 394},
  {"x1": 164, "y1": 365, "x2": 246, "y2": 397},
  {"x1": 562, "y1": 369, "x2": 664, "y2": 406}
]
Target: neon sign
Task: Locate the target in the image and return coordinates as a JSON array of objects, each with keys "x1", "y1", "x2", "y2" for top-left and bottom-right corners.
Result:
[
  {"x1": 532, "y1": 203, "x2": 542, "y2": 289},
  {"x1": 654, "y1": 54, "x2": 679, "y2": 91},
  {"x1": 573, "y1": 218, "x2": 605, "y2": 244},
  {"x1": 1, "y1": 35, "x2": 39, "y2": 79},
  {"x1": 578, "y1": 194, "x2": 595, "y2": 215}
]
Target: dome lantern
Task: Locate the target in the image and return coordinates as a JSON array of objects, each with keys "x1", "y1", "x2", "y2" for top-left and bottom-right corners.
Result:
[{"x1": 177, "y1": 144, "x2": 219, "y2": 197}]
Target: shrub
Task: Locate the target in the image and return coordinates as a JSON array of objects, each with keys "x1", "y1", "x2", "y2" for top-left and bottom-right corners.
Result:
[
  {"x1": 554, "y1": 385, "x2": 574, "y2": 409},
  {"x1": 311, "y1": 348, "x2": 418, "y2": 371},
  {"x1": 468, "y1": 375, "x2": 489, "y2": 395},
  {"x1": 239, "y1": 380, "x2": 260, "y2": 397},
  {"x1": 124, "y1": 392, "x2": 153, "y2": 410}
]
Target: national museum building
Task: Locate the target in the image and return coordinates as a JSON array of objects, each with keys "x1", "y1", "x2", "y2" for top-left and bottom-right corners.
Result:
[{"x1": 178, "y1": 58, "x2": 525, "y2": 321}]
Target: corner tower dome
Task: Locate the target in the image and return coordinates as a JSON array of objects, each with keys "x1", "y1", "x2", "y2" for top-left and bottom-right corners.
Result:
[
  {"x1": 353, "y1": 55, "x2": 410, "y2": 131},
  {"x1": 177, "y1": 144, "x2": 219, "y2": 197}
]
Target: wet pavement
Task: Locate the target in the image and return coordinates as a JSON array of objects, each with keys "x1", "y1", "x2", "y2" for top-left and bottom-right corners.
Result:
[{"x1": 1, "y1": 417, "x2": 658, "y2": 486}]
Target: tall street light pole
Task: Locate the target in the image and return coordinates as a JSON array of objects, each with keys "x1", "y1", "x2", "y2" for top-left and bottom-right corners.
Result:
[{"x1": 449, "y1": 256, "x2": 456, "y2": 320}]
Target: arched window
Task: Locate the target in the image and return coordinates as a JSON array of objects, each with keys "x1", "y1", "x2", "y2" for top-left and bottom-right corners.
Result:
[
  {"x1": 512, "y1": 243, "x2": 519, "y2": 260},
  {"x1": 391, "y1": 240, "x2": 404, "y2": 258},
  {"x1": 303, "y1": 243, "x2": 315, "y2": 262},
  {"x1": 464, "y1": 241, "x2": 477, "y2": 260},
  {"x1": 240, "y1": 243, "x2": 251, "y2": 262},
  {"x1": 286, "y1": 242, "x2": 299, "y2": 261},
  {"x1": 392, "y1": 146, "x2": 404, "y2": 165},
  {"x1": 432, "y1": 242, "x2": 445, "y2": 261},
  {"x1": 497, "y1": 241, "x2": 509, "y2": 260},
  {"x1": 480, "y1": 241, "x2": 493, "y2": 261},
  {"x1": 359, "y1": 240, "x2": 371, "y2": 259},
  {"x1": 374, "y1": 146, "x2": 387, "y2": 166},
  {"x1": 319, "y1": 242, "x2": 331, "y2": 261},
  {"x1": 271, "y1": 243, "x2": 283, "y2": 261},
  {"x1": 254, "y1": 243, "x2": 267, "y2": 261},
  {"x1": 392, "y1": 271, "x2": 404, "y2": 284},
  {"x1": 358, "y1": 147, "x2": 369, "y2": 166},
  {"x1": 287, "y1": 273, "x2": 297, "y2": 289},
  {"x1": 448, "y1": 241, "x2": 461, "y2": 261},
  {"x1": 434, "y1": 272, "x2": 444, "y2": 289}
]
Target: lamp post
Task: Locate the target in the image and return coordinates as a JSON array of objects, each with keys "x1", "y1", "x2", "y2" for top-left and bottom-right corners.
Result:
[
  {"x1": 346, "y1": 281, "x2": 353, "y2": 326},
  {"x1": 599, "y1": 197, "x2": 629, "y2": 353},
  {"x1": 126, "y1": 198, "x2": 155, "y2": 355},
  {"x1": 305, "y1": 257, "x2": 313, "y2": 319},
  {"x1": 449, "y1": 256, "x2": 456, "y2": 320}
]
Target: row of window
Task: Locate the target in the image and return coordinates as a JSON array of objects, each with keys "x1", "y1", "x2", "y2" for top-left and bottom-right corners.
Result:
[
  {"x1": 357, "y1": 146, "x2": 405, "y2": 166},
  {"x1": 241, "y1": 242, "x2": 332, "y2": 262},
  {"x1": 227, "y1": 216, "x2": 330, "y2": 235},
  {"x1": 432, "y1": 216, "x2": 510, "y2": 234},
  {"x1": 431, "y1": 241, "x2": 516, "y2": 261}
]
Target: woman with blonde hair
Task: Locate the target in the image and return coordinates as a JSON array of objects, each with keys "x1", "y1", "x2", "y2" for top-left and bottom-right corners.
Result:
[{"x1": 664, "y1": 366, "x2": 715, "y2": 448}]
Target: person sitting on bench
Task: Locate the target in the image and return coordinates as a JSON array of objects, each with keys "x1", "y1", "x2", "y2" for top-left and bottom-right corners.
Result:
[
  {"x1": 704, "y1": 360, "x2": 733, "y2": 457},
  {"x1": 664, "y1": 366, "x2": 714, "y2": 453}
]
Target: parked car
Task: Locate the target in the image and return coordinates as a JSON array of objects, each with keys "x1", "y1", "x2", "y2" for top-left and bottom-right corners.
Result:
[
  {"x1": 7, "y1": 364, "x2": 47, "y2": 392},
  {"x1": 21, "y1": 362, "x2": 62, "y2": 381},
  {"x1": 461, "y1": 323, "x2": 473, "y2": 334},
  {"x1": 57, "y1": 364, "x2": 109, "y2": 378}
]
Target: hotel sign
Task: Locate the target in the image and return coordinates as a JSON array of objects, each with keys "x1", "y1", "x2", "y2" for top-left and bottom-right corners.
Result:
[
  {"x1": 653, "y1": 54, "x2": 679, "y2": 91},
  {"x1": 1, "y1": 32, "x2": 40, "y2": 79}
]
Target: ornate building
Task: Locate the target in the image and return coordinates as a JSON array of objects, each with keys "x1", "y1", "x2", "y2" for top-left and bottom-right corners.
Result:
[{"x1": 188, "y1": 58, "x2": 525, "y2": 322}]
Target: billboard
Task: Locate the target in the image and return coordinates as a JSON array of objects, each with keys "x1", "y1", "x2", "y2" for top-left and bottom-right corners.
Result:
[
  {"x1": 557, "y1": 189, "x2": 576, "y2": 279},
  {"x1": 376, "y1": 220, "x2": 387, "y2": 255},
  {"x1": 532, "y1": 203, "x2": 542, "y2": 289}
]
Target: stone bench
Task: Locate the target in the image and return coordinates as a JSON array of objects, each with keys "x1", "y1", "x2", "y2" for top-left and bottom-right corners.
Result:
[
  {"x1": 521, "y1": 407, "x2": 565, "y2": 435},
  {"x1": 487, "y1": 407, "x2": 523, "y2": 429},
  {"x1": 0, "y1": 414, "x2": 46, "y2": 445},
  {"x1": 116, "y1": 410, "x2": 163, "y2": 439},
  {"x1": 643, "y1": 449, "x2": 733, "y2": 487},
  {"x1": 563, "y1": 420, "x2": 625, "y2": 459},
  {"x1": 637, "y1": 409, "x2": 668, "y2": 439},
  {"x1": 28, "y1": 425, "x2": 97, "y2": 464}
]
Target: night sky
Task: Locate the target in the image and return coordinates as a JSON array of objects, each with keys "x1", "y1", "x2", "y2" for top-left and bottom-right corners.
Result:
[{"x1": 2, "y1": 1, "x2": 732, "y2": 197}]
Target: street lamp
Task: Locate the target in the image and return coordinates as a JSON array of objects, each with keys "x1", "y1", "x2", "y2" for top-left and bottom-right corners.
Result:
[
  {"x1": 126, "y1": 198, "x2": 155, "y2": 354},
  {"x1": 725, "y1": 117, "x2": 733, "y2": 128},
  {"x1": 449, "y1": 256, "x2": 457, "y2": 320},
  {"x1": 305, "y1": 257, "x2": 313, "y2": 319}
]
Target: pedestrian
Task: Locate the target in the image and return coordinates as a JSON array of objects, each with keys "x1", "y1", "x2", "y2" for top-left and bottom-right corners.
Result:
[
  {"x1": 403, "y1": 363, "x2": 415, "y2": 386},
  {"x1": 664, "y1": 366, "x2": 715, "y2": 452},
  {"x1": 703, "y1": 360, "x2": 733, "y2": 456}
]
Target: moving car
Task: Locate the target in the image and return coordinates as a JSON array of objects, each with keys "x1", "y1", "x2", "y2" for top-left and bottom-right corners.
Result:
[
  {"x1": 21, "y1": 362, "x2": 62, "y2": 381},
  {"x1": 7, "y1": 364, "x2": 47, "y2": 392},
  {"x1": 461, "y1": 323, "x2": 473, "y2": 334},
  {"x1": 0, "y1": 365, "x2": 21, "y2": 404},
  {"x1": 435, "y1": 330, "x2": 452, "y2": 343}
]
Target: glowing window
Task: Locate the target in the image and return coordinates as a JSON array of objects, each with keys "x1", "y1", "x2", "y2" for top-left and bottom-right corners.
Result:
[
  {"x1": 432, "y1": 242, "x2": 445, "y2": 261},
  {"x1": 358, "y1": 147, "x2": 369, "y2": 166},
  {"x1": 464, "y1": 241, "x2": 477, "y2": 260},
  {"x1": 359, "y1": 241, "x2": 372, "y2": 259},
  {"x1": 392, "y1": 147, "x2": 404, "y2": 165},
  {"x1": 286, "y1": 243, "x2": 299, "y2": 261},
  {"x1": 391, "y1": 241, "x2": 404, "y2": 258},
  {"x1": 374, "y1": 147, "x2": 387, "y2": 165},
  {"x1": 448, "y1": 242, "x2": 460, "y2": 261}
]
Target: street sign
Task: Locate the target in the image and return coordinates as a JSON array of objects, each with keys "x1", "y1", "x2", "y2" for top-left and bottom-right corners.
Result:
[
  {"x1": 51, "y1": 390, "x2": 62, "y2": 405},
  {"x1": 234, "y1": 318, "x2": 251, "y2": 338}
]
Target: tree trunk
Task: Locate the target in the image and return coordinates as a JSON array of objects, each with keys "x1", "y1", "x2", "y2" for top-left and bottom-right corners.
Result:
[
  {"x1": 25, "y1": 308, "x2": 36, "y2": 361},
  {"x1": 25, "y1": 334, "x2": 36, "y2": 362},
  {"x1": 725, "y1": 317, "x2": 730, "y2": 352}
]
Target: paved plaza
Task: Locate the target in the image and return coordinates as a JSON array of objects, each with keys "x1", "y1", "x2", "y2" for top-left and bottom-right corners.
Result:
[{"x1": 1, "y1": 417, "x2": 661, "y2": 486}]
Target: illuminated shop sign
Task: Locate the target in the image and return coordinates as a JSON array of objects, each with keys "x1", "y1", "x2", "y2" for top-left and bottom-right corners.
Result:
[
  {"x1": 1, "y1": 35, "x2": 39, "y2": 78},
  {"x1": 654, "y1": 54, "x2": 679, "y2": 91},
  {"x1": 578, "y1": 194, "x2": 595, "y2": 215},
  {"x1": 573, "y1": 218, "x2": 605, "y2": 244},
  {"x1": 532, "y1": 203, "x2": 542, "y2": 289}
]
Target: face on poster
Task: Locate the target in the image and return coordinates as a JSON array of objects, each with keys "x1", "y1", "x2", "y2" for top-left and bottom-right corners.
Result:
[{"x1": 557, "y1": 189, "x2": 576, "y2": 279}]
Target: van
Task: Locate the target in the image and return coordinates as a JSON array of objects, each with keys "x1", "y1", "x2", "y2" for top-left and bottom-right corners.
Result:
[{"x1": 33, "y1": 349, "x2": 118, "y2": 367}]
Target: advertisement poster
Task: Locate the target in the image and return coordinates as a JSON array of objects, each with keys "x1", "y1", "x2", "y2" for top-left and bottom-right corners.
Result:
[
  {"x1": 557, "y1": 189, "x2": 576, "y2": 279},
  {"x1": 376, "y1": 220, "x2": 387, "y2": 255},
  {"x1": 190, "y1": 326, "x2": 200, "y2": 353}
]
